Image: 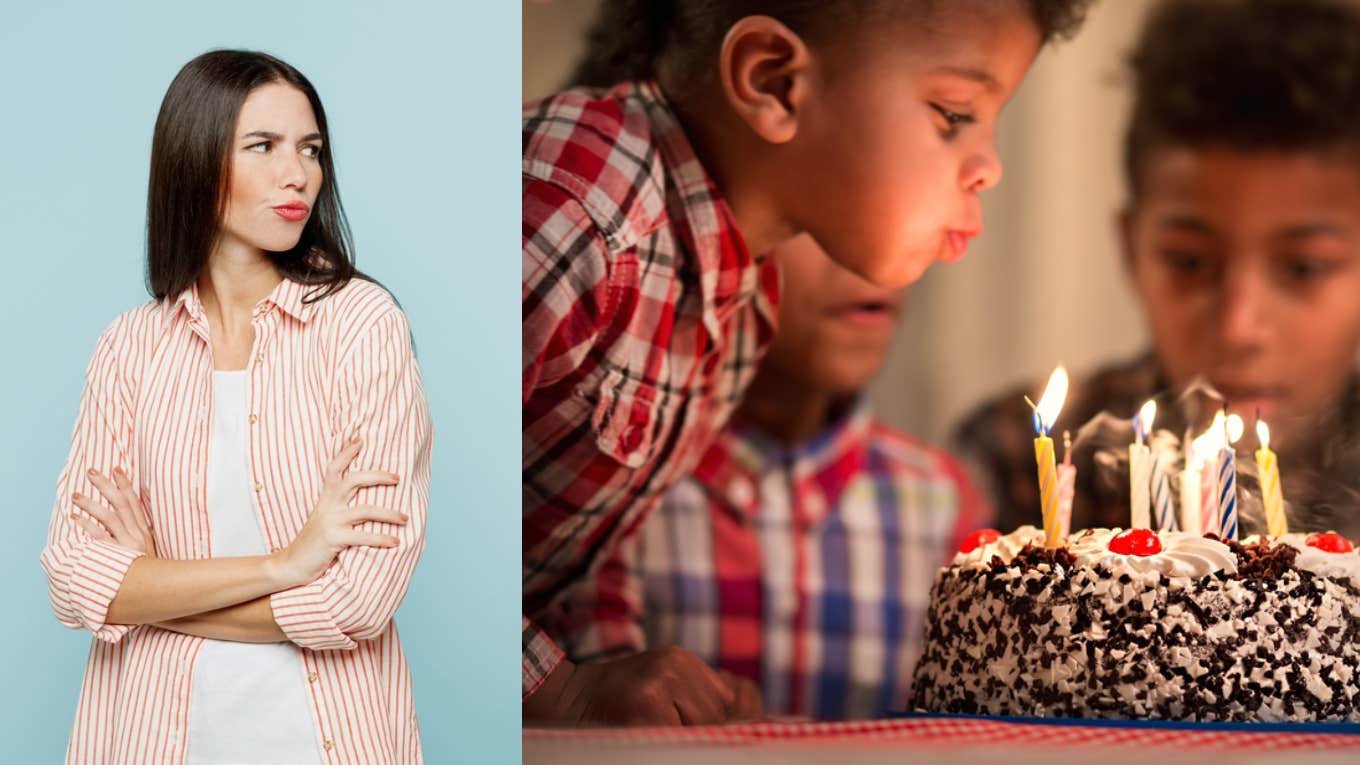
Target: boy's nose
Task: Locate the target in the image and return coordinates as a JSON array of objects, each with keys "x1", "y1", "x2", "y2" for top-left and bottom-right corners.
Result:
[
  {"x1": 961, "y1": 143, "x2": 1002, "y2": 192},
  {"x1": 1216, "y1": 270, "x2": 1271, "y2": 352}
]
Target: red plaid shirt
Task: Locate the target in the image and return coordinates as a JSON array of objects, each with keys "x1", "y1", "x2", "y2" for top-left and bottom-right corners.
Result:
[
  {"x1": 522, "y1": 81, "x2": 780, "y2": 697},
  {"x1": 549, "y1": 403, "x2": 988, "y2": 719}
]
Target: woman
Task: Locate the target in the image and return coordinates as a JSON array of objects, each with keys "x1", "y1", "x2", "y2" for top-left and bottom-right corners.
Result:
[{"x1": 40, "y1": 50, "x2": 431, "y2": 764}]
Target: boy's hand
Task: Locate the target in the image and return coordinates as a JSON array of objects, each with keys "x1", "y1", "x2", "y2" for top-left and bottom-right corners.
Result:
[{"x1": 523, "y1": 645, "x2": 763, "y2": 726}]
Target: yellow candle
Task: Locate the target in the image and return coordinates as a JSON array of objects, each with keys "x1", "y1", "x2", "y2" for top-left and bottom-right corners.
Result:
[
  {"x1": 1255, "y1": 419, "x2": 1287, "y2": 537},
  {"x1": 1030, "y1": 366, "x2": 1069, "y2": 549}
]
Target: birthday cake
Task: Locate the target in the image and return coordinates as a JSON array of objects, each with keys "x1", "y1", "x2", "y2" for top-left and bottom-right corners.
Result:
[{"x1": 908, "y1": 526, "x2": 1360, "y2": 721}]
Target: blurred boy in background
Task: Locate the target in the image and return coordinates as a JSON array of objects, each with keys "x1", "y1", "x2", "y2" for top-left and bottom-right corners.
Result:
[
  {"x1": 555, "y1": 234, "x2": 988, "y2": 720},
  {"x1": 955, "y1": 0, "x2": 1360, "y2": 536}
]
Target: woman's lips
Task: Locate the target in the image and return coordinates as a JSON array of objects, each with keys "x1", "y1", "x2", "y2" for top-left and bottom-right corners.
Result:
[{"x1": 273, "y1": 202, "x2": 310, "y2": 222}]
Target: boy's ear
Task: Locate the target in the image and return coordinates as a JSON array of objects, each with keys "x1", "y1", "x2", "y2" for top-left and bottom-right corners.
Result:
[{"x1": 718, "y1": 15, "x2": 811, "y2": 144}]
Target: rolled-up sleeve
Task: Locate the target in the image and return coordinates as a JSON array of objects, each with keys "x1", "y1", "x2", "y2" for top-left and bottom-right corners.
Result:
[
  {"x1": 39, "y1": 320, "x2": 146, "y2": 643},
  {"x1": 271, "y1": 306, "x2": 433, "y2": 650}
]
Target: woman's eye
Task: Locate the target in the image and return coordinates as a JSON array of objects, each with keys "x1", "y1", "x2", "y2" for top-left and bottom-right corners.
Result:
[
  {"x1": 246, "y1": 141, "x2": 270, "y2": 153},
  {"x1": 301, "y1": 145, "x2": 321, "y2": 158}
]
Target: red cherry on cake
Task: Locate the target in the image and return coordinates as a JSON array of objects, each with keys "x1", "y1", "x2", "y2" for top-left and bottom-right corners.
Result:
[
  {"x1": 1108, "y1": 528, "x2": 1162, "y2": 556},
  {"x1": 1306, "y1": 532, "x2": 1355, "y2": 554},
  {"x1": 959, "y1": 528, "x2": 1001, "y2": 554}
]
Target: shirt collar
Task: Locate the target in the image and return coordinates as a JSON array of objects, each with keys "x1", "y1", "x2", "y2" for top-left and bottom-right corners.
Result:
[
  {"x1": 630, "y1": 80, "x2": 773, "y2": 336},
  {"x1": 693, "y1": 398, "x2": 873, "y2": 526},
  {"x1": 160, "y1": 276, "x2": 316, "y2": 329}
]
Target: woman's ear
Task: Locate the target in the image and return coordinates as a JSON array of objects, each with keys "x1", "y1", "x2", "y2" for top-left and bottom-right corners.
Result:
[{"x1": 717, "y1": 15, "x2": 812, "y2": 145}]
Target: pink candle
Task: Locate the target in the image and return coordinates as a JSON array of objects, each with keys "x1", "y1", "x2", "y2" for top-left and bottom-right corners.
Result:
[{"x1": 1057, "y1": 431, "x2": 1076, "y2": 537}]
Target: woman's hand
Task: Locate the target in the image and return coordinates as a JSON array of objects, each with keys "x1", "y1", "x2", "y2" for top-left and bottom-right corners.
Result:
[
  {"x1": 275, "y1": 439, "x2": 408, "y2": 587},
  {"x1": 71, "y1": 467, "x2": 158, "y2": 557}
]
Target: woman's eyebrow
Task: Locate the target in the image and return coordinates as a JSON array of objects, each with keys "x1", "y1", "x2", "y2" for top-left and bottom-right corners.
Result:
[{"x1": 239, "y1": 130, "x2": 323, "y2": 142}]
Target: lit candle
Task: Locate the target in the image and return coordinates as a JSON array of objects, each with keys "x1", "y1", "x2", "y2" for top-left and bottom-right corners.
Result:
[
  {"x1": 1215, "y1": 413, "x2": 1244, "y2": 540},
  {"x1": 1029, "y1": 366, "x2": 1069, "y2": 549},
  {"x1": 1255, "y1": 419, "x2": 1287, "y2": 537},
  {"x1": 1151, "y1": 448, "x2": 1177, "y2": 532},
  {"x1": 1057, "y1": 430, "x2": 1077, "y2": 538},
  {"x1": 1129, "y1": 400, "x2": 1155, "y2": 529},
  {"x1": 1196, "y1": 412, "x2": 1226, "y2": 536},
  {"x1": 1179, "y1": 461, "x2": 1200, "y2": 535}
]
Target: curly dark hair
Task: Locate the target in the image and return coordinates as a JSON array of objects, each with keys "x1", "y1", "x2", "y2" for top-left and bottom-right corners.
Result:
[
  {"x1": 1124, "y1": 0, "x2": 1360, "y2": 199},
  {"x1": 568, "y1": 0, "x2": 1095, "y2": 91}
]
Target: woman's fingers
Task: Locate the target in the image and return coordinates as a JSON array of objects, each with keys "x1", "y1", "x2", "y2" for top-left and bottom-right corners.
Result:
[
  {"x1": 71, "y1": 513, "x2": 113, "y2": 542},
  {"x1": 341, "y1": 530, "x2": 400, "y2": 548},
  {"x1": 345, "y1": 505, "x2": 409, "y2": 526},
  {"x1": 86, "y1": 470, "x2": 128, "y2": 512},
  {"x1": 324, "y1": 439, "x2": 363, "y2": 482},
  {"x1": 341, "y1": 470, "x2": 400, "y2": 497},
  {"x1": 73, "y1": 492, "x2": 129, "y2": 541},
  {"x1": 110, "y1": 468, "x2": 148, "y2": 525}
]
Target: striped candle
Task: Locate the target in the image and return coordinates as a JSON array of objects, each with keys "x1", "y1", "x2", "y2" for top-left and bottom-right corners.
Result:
[
  {"x1": 1056, "y1": 431, "x2": 1076, "y2": 538},
  {"x1": 1200, "y1": 459, "x2": 1218, "y2": 537},
  {"x1": 1215, "y1": 446, "x2": 1238, "y2": 540},
  {"x1": 1214, "y1": 413, "x2": 1245, "y2": 540},
  {"x1": 1029, "y1": 366, "x2": 1069, "y2": 549},
  {"x1": 1255, "y1": 419, "x2": 1287, "y2": 537},
  {"x1": 1150, "y1": 451, "x2": 1177, "y2": 531},
  {"x1": 1036, "y1": 434, "x2": 1061, "y2": 547},
  {"x1": 1179, "y1": 464, "x2": 1200, "y2": 534}
]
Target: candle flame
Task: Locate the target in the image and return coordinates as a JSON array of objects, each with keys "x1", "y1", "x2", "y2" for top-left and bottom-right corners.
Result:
[
  {"x1": 1137, "y1": 399, "x2": 1157, "y2": 441},
  {"x1": 1033, "y1": 366, "x2": 1068, "y2": 434},
  {"x1": 1226, "y1": 413, "x2": 1244, "y2": 444},
  {"x1": 1257, "y1": 419, "x2": 1271, "y2": 450},
  {"x1": 1191, "y1": 411, "x2": 1226, "y2": 463}
]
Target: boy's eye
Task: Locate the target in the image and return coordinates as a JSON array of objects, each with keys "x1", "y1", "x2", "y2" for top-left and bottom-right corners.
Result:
[
  {"x1": 931, "y1": 104, "x2": 976, "y2": 137},
  {"x1": 246, "y1": 141, "x2": 270, "y2": 153},
  {"x1": 1161, "y1": 249, "x2": 1207, "y2": 274},
  {"x1": 1282, "y1": 255, "x2": 1337, "y2": 282}
]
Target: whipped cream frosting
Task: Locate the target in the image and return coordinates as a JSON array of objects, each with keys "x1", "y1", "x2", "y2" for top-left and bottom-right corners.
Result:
[
  {"x1": 1068, "y1": 528, "x2": 1237, "y2": 579},
  {"x1": 1246, "y1": 533, "x2": 1360, "y2": 584},
  {"x1": 951, "y1": 524, "x2": 1046, "y2": 567}
]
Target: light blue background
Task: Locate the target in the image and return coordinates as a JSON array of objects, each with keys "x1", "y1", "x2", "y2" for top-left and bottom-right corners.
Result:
[{"x1": 0, "y1": 2, "x2": 518, "y2": 762}]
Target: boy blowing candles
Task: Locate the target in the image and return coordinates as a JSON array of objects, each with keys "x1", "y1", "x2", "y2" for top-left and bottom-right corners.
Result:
[{"x1": 524, "y1": 0, "x2": 1092, "y2": 725}]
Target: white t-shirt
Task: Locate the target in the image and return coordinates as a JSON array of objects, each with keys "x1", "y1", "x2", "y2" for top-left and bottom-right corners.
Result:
[{"x1": 185, "y1": 371, "x2": 323, "y2": 764}]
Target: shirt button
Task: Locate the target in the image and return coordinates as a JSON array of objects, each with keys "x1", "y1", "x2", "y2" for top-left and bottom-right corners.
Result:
[
  {"x1": 255, "y1": 353, "x2": 265, "y2": 364},
  {"x1": 248, "y1": 414, "x2": 258, "y2": 425},
  {"x1": 308, "y1": 672, "x2": 318, "y2": 682},
  {"x1": 270, "y1": 547, "x2": 281, "y2": 554},
  {"x1": 324, "y1": 740, "x2": 334, "y2": 751},
  {"x1": 254, "y1": 481, "x2": 263, "y2": 492}
]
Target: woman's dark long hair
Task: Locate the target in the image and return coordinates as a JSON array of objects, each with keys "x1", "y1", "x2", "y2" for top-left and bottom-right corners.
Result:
[{"x1": 146, "y1": 49, "x2": 361, "y2": 302}]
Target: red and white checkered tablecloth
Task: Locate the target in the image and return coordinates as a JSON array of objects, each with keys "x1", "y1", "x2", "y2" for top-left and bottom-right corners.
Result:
[{"x1": 524, "y1": 716, "x2": 1360, "y2": 752}]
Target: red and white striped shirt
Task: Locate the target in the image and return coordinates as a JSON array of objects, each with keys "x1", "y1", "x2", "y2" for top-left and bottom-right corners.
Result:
[{"x1": 39, "y1": 277, "x2": 432, "y2": 764}]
